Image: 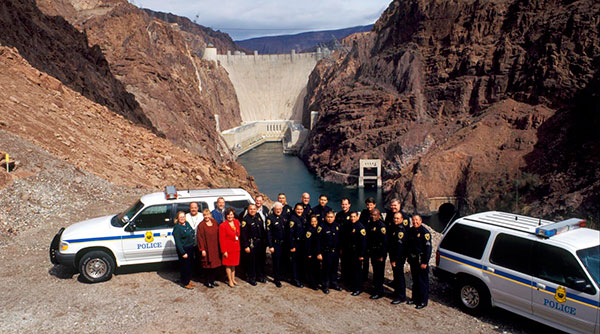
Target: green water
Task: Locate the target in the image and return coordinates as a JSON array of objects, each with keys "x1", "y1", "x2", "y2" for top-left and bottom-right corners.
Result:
[{"x1": 238, "y1": 142, "x2": 384, "y2": 212}]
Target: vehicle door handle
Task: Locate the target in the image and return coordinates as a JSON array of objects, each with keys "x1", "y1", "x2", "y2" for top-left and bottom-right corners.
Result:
[
  {"x1": 537, "y1": 283, "x2": 546, "y2": 290},
  {"x1": 164, "y1": 218, "x2": 170, "y2": 222},
  {"x1": 486, "y1": 266, "x2": 495, "y2": 273}
]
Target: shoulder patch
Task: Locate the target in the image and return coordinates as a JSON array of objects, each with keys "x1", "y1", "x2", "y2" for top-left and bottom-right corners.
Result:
[
  {"x1": 403, "y1": 219, "x2": 408, "y2": 226},
  {"x1": 317, "y1": 226, "x2": 322, "y2": 233},
  {"x1": 289, "y1": 221, "x2": 294, "y2": 228},
  {"x1": 306, "y1": 231, "x2": 311, "y2": 239},
  {"x1": 425, "y1": 233, "x2": 430, "y2": 241},
  {"x1": 336, "y1": 226, "x2": 339, "y2": 231},
  {"x1": 241, "y1": 221, "x2": 246, "y2": 228},
  {"x1": 398, "y1": 232, "x2": 404, "y2": 239},
  {"x1": 346, "y1": 216, "x2": 350, "y2": 220},
  {"x1": 360, "y1": 229, "x2": 366, "y2": 236},
  {"x1": 352, "y1": 228, "x2": 355, "y2": 233},
  {"x1": 266, "y1": 219, "x2": 271, "y2": 226},
  {"x1": 381, "y1": 227, "x2": 386, "y2": 235}
]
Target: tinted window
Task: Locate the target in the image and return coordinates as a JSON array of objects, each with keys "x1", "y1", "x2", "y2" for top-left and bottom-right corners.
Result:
[
  {"x1": 535, "y1": 243, "x2": 595, "y2": 293},
  {"x1": 489, "y1": 233, "x2": 534, "y2": 275},
  {"x1": 440, "y1": 223, "x2": 491, "y2": 259},
  {"x1": 219, "y1": 200, "x2": 251, "y2": 213},
  {"x1": 133, "y1": 204, "x2": 172, "y2": 230},
  {"x1": 175, "y1": 202, "x2": 208, "y2": 214},
  {"x1": 577, "y1": 245, "x2": 600, "y2": 287}
]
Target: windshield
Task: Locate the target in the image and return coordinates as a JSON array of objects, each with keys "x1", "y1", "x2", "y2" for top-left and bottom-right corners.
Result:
[
  {"x1": 577, "y1": 245, "x2": 600, "y2": 287},
  {"x1": 114, "y1": 200, "x2": 144, "y2": 226}
]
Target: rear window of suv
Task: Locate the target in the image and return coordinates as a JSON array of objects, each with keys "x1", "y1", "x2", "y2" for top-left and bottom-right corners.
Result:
[
  {"x1": 440, "y1": 223, "x2": 491, "y2": 259},
  {"x1": 489, "y1": 233, "x2": 535, "y2": 275}
]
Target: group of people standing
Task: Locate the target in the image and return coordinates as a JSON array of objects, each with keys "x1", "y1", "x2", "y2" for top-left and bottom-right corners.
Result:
[{"x1": 172, "y1": 193, "x2": 433, "y2": 309}]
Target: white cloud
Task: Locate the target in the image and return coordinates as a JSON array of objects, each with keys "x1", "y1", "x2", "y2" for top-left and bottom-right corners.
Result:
[{"x1": 131, "y1": 0, "x2": 391, "y2": 40}]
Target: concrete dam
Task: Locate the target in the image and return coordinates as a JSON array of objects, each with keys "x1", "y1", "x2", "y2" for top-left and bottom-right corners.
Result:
[{"x1": 203, "y1": 47, "x2": 324, "y2": 156}]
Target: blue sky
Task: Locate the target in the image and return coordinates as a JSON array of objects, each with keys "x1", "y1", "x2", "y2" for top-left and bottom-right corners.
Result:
[{"x1": 129, "y1": 0, "x2": 392, "y2": 40}]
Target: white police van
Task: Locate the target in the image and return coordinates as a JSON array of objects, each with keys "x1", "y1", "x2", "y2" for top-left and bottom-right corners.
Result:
[
  {"x1": 49, "y1": 187, "x2": 254, "y2": 283},
  {"x1": 434, "y1": 211, "x2": 599, "y2": 334}
]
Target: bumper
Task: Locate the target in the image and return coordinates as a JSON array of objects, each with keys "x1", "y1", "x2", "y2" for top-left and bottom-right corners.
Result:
[
  {"x1": 55, "y1": 251, "x2": 77, "y2": 269},
  {"x1": 433, "y1": 266, "x2": 456, "y2": 283},
  {"x1": 50, "y1": 227, "x2": 76, "y2": 268}
]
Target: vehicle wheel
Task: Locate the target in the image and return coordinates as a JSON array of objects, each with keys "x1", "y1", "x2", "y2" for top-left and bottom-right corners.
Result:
[
  {"x1": 79, "y1": 251, "x2": 115, "y2": 283},
  {"x1": 457, "y1": 278, "x2": 490, "y2": 315}
]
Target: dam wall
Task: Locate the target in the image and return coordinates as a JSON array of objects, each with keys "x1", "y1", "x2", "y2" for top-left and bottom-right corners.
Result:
[{"x1": 216, "y1": 51, "x2": 319, "y2": 123}]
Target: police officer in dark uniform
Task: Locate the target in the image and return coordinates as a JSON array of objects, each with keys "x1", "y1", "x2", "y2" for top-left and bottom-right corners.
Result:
[
  {"x1": 388, "y1": 211, "x2": 409, "y2": 304},
  {"x1": 288, "y1": 203, "x2": 306, "y2": 288},
  {"x1": 407, "y1": 214, "x2": 432, "y2": 309},
  {"x1": 299, "y1": 192, "x2": 313, "y2": 220},
  {"x1": 304, "y1": 215, "x2": 321, "y2": 290},
  {"x1": 336, "y1": 198, "x2": 353, "y2": 289},
  {"x1": 384, "y1": 198, "x2": 403, "y2": 229},
  {"x1": 276, "y1": 193, "x2": 293, "y2": 220},
  {"x1": 347, "y1": 211, "x2": 367, "y2": 296},
  {"x1": 312, "y1": 194, "x2": 333, "y2": 224},
  {"x1": 359, "y1": 197, "x2": 377, "y2": 225},
  {"x1": 318, "y1": 211, "x2": 341, "y2": 294},
  {"x1": 240, "y1": 204, "x2": 265, "y2": 286},
  {"x1": 266, "y1": 202, "x2": 287, "y2": 288},
  {"x1": 365, "y1": 209, "x2": 387, "y2": 300}
]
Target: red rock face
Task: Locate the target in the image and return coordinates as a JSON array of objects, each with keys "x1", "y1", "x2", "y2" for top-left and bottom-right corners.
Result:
[
  {"x1": 301, "y1": 0, "x2": 600, "y2": 219},
  {"x1": 35, "y1": 0, "x2": 243, "y2": 160},
  {"x1": 0, "y1": 0, "x2": 258, "y2": 193}
]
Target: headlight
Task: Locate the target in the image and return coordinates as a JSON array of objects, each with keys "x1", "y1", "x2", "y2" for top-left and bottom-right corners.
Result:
[{"x1": 60, "y1": 241, "x2": 69, "y2": 251}]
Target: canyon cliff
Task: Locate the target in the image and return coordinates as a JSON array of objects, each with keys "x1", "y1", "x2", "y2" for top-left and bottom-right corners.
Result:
[
  {"x1": 35, "y1": 0, "x2": 244, "y2": 158},
  {"x1": 0, "y1": 0, "x2": 257, "y2": 192},
  {"x1": 301, "y1": 0, "x2": 599, "y2": 219}
]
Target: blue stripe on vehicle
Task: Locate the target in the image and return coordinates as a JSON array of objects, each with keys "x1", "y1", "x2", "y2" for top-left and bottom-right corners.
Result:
[{"x1": 439, "y1": 251, "x2": 600, "y2": 309}]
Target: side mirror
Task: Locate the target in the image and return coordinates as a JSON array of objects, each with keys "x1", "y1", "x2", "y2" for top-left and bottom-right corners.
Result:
[
  {"x1": 124, "y1": 222, "x2": 136, "y2": 232},
  {"x1": 121, "y1": 215, "x2": 130, "y2": 225},
  {"x1": 569, "y1": 278, "x2": 592, "y2": 293}
]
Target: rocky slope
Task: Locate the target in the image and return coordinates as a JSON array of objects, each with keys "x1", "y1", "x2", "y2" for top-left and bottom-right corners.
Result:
[
  {"x1": 35, "y1": 0, "x2": 243, "y2": 158},
  {"x1": 0, "y1": 45, "x2": 256, "y2": 192},
  {"x1": 142, "y1": 8, "x2": 248, "y2": 55},
  {"x1": 301, "y1": 0, "x2": 600, "y2": 220},
  {"x1": 0, "y1": 0, "x2": 151, "y2": 128}
]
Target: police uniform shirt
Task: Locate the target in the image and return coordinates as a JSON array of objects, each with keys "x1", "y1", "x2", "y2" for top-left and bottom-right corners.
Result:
[
  {"x1": 366, "y1": 219, "x2": 388, "y2": 258},
  {"x1": 312, "y1": 204, "x2": 333, "y2": 223},
  {"x1": 318, "y1": 221, "x2": 340, "y2": 253},
  {"x1": 241, "y1": 214, "x2": 263, "y2": 250},
  {"x1": 349, "y1": 221, "x2": 367, "y2": 258},
  {"x1": 359, "y1": 208, "x2": 372, "y2": 226},
  {"x1": 304, "y1": 225, "x2": 320, "y2": 256},
  {"x1": 407, "y1": 225, "x2": 432, "y2": 265},
  {"x1": 300, "y1": 203, "x2": 312, "y2": 220},
  {"x1": 266, "y1": 213, "x2": 286, "y2": 247},
  {"x1": 388, "y1": 219, "x2": 409, "y2": 262},
  {"x1": 335, "y1": 210, "x2": 352, "y2": 250},
  {"x1": 288, "y1": 214, "x2": 306, "y2": 249}
]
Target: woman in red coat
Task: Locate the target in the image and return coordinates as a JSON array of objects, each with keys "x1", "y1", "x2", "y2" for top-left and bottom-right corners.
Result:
[
  {"x1": 219, "y1": 207, "x2": 240, "y2": 287},
  {"x1": 197, "y1": 209, "x2": 222, "y2": 288}
]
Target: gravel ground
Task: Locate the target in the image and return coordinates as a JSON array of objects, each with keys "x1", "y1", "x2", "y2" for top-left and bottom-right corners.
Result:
[{"x1": 0, "y1": 131, "x2": 564, "y2": 334}]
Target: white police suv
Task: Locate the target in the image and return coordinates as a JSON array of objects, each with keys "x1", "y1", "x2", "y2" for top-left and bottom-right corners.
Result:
[
  {"x1": 49, "y1": 187, "x2": 254, "y2": 283},
  {"x1": 435, "y1": 211, "x2": 599, "y2": 334}
]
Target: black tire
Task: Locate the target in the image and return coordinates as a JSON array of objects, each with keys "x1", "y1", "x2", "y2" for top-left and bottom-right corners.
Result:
[
  {"x1": 78, "y1": 250, "x2": 115, "y2": 283},
  {"x1": 457, "y1": 278, "x2": 490, "y2": 315}
]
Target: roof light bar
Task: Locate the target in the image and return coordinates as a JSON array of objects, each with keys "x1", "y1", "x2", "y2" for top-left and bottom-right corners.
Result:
[
  {"x1": 535, "y1": 218, "x2": 586, "y2": 238},
  {"x1": 165, "y1": 185, "x2": 177, "y2": 200}
]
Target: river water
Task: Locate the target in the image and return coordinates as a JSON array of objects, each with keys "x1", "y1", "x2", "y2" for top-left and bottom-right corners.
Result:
[{"x1": 238, "y1": 142, "x2": 384, "y2": 213}]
